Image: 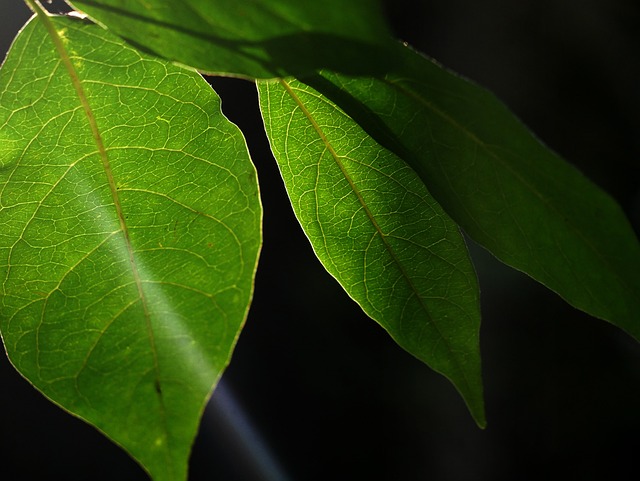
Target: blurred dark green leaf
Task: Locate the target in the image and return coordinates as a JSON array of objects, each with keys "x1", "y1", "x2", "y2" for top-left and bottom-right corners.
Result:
[{"x1": 69, "y1": 0, "x2": 396, "y2": 78}]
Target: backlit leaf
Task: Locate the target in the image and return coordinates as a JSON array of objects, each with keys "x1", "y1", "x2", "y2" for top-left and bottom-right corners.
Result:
[
  {"x1": 258, "y1": 78, "x2": 485, "y2": 426},
  {"x1": 0, "y1": 13, "x2": 261, "y2": 481}
]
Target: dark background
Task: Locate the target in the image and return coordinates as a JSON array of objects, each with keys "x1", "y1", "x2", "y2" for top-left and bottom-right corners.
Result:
[{"x1": 1, "y1": 1, "x2": 639, "y2": 480}]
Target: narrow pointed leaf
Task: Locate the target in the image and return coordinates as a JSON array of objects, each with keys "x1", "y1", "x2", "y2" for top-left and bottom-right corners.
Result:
[
  {"x1": 68, "y1": 0, "x2": 395, "y2": 78},
  {"x1": 0, "y1": 14, "x2": 261, "y2": 481},
  {"x1": 258, "y1": 79, "x2": 485, "y2": 426},
  {"x1": 305, "y1": 45, "x2": 640, "y2": 339}
]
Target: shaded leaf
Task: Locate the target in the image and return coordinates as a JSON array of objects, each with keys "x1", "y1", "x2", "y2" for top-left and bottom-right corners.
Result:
[
  {"x1": 69, "y1": 0, "x2": 396, "y2": 78},
  {"x1": 0, "y1": 13, "x2": 261, "y2": 481},
  {"x1": 258, "y1": 78, "x2": 485, "y2": 426},
  {"x1": 304, "y1": 44, "x2": 640, "y2": 339}
]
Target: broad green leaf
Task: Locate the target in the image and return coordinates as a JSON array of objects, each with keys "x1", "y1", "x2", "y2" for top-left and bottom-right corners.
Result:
[
  {"x1": 258, "y1": 78, "x2": 485, "y2": 427},
  {"x1": 304, "y1": 44, "x2": 640, "y2": 340},
  {"x1": 0, "y1": 13, "x2": 261, "y2": 481},
  {"x1": 68, "y1": 0, "x2": 396, "y2": 78}
]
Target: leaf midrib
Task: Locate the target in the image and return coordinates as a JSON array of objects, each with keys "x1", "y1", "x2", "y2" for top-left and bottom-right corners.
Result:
[
  {"x1": 27, "y1": 3, "x2": 173, "y2": 472},
  {"x1": 278, "y1": 78, "x2": 476, "y2": 397}
]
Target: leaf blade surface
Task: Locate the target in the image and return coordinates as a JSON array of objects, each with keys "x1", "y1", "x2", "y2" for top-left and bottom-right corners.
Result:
[
  {"x1": 0, "y1": 14, "x2": 261, "y2": 481},
  {"x1": 258, "y1": 78, "x2": 485, "y2": 426}
]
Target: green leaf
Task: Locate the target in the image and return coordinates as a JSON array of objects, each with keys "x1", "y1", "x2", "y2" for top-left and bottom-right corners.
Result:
[
  {"x1": 0, "y1": 13, "x2": 261, "y2": 481},
  {"x1": 68, "y1": 0, "x2": 396, "y2": 78},
  {"x1": 305, "y1": 44, "x2": 640, "y2": 340},
  {"x1": 258, "y1": 78, "x2": 485, "y2": 427}
]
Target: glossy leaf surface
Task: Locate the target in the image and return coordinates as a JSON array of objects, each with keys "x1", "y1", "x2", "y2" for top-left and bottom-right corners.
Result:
[
  {"x1": 258, "y1": 78, "x2": 485, "y2": 426},
  {"x1": 305, "y1": 45, "x2": 640, "y2": 339},
  {"x1": 0, "y1": 14, "x2": 261, "y2": 481},
  {"x1": 69, "y1": 0, "x2": 395, "y2": 78}
]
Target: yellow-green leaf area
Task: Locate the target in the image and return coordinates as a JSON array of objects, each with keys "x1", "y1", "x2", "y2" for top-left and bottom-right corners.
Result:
[{"x1": 0, "y1": 14, "x2": 261, "y2": 481}]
